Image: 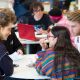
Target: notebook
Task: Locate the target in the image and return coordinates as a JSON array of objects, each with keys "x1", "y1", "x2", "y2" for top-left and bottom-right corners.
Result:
[{"x1": 17, "y1": 23, "x2": 36, "y2": 41}]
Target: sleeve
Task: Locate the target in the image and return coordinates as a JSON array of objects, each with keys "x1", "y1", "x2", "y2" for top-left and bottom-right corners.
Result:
[
  {"x1": 36, "y1": 50, "x2": 45, "y2": 58},
  {"x1": 0, "y1": 54, "x2": 13, "y2": 76},
  {"x1": 35, "y1": 50, "x2": 57, "y2": 78},
  {"x1": 42, "y1": 14, "x2": 53, "y2": 30},
  {"x1": 0, "y1": 43, "x2": 13, "y2": 76},
  {"x1": 35, "y1": 51, "x2": 45, "y2": 74},
  {"x1": 12, "y1": 29, "x2": 25, "y2": 53}
]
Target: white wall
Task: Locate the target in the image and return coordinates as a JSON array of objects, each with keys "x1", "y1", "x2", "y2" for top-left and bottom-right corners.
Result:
[{"x1": 0, "y1": 0, "x2": 14, "y2": 12}]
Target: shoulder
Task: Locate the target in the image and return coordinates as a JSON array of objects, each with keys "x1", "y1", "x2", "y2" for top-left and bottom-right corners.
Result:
[
  {"x1": 42, "y1": 14, "x2": 51, "y2": 22},
  {"x1": 7, "y1": 28, "x2": 16, "y2": 41},
  {"x1": 43, "y1": 14, "x2": 49, "y2": 18},
  {"x1": 36, "y1": 50, "x2": 56, "y2": 56},
  {"x1": 36, "y1": 50, "x2": 45, "y2": 56},
  {"x1": 28, "y1": 15, "x2": 34, "y2": 19},
  {"x1": 46, "y1": 50, "x2": 56, "y2": 54},
  {"x1": 28, "y1": 15, "x2": 35, "y2": 23}
]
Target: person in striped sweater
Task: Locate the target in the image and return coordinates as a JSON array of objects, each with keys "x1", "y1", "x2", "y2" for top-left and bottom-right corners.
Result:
[{"x1": 35, "y1": 26, "x2": 80, "y2": 80}]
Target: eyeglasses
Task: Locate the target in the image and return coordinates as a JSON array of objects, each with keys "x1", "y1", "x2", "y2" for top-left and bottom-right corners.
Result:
[
  {"x1": 33, "y1": 9, "x2": 41, "y2": 12},
  {"x1": 47, "y1": 35, "x2": 54, "y2": 38}
]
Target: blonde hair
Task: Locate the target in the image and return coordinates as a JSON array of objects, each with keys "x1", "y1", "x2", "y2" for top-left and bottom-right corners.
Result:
[
  {"x1": 0, "y1": 8, "x2": 16, "y2": 27},
  {"x1": 67, "y1": 10, "x2": 80, "y2": 23}
]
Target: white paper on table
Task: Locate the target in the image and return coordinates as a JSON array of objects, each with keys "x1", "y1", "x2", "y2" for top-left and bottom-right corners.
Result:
[
  {"x1": 25, "y1": 54, "x2": 38, "y2": 67},
  {"x1": 9, "y1": 52, "x2": 23, "y2": 61}
]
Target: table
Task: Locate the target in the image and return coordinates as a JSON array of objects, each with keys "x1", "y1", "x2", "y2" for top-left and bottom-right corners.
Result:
[
  {"x1": 15, "y1": 32, "x2": 40, "y2": 54},
  {"x1": 20, "y1": 39, "x2": 39, "y2": 54},
  {"x1": 11, "y1": 54, "x2": 50, "y2": 79},
  {"x1": 15, "y1": 32, "x2": 47, "y2": 54}
]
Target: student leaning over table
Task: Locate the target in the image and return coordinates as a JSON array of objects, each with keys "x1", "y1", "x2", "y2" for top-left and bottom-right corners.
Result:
[
  {"x1": 0, "y1": 8, "x2": 16, "y2": 79},
  {"x1": 3, "y1": 28, "x2": 25, "y2": 55},
  {"x1": 35, "y1": 26, "x2": 80, "y2": 80}
]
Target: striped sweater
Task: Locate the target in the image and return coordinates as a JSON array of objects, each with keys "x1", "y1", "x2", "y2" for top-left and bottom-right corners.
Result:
[{"x1": 35, "y1": 50, "x2": 77, "y2": 80}]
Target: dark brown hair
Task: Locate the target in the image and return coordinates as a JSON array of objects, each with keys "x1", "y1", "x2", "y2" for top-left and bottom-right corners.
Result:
[
  {"x1": 30, "y1": 2, "x2": 44, "y2": 13},
  {"x1": 51, "y1": 26, "x2": 80, "y2": 75}
]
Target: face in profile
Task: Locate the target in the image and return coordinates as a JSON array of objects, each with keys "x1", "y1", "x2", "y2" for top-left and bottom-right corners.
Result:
[
  {"x1": 0, "y1": 23, "x2": 13, "y2": 40},
  {"x1": 48, "y1": 31, "x2": 57, "y2": 48},
  {"x1": 69, "y1": 21, "x2": 80, "y2": 36}
]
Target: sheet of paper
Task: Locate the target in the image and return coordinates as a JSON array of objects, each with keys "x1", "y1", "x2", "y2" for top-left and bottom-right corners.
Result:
[{"x1": 9, "y1": 52, "x2": 23, "y2": 61}]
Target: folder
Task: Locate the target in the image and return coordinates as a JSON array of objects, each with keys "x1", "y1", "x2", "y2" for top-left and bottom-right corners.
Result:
[{"x1": 17, "y1": 23, "x2": 36, "y2": 41}]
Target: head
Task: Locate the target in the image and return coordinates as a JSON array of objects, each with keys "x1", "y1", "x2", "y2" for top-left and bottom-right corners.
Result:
[
  {"x1": 67, "y1": 10, "x2": 80, "y2": 36},
  {"x1": 50, "y1": 26, "x2": 71, "y2": 50},
  {"x1": 30, "y1": 2, "x2": 44, "y2": 17},
  {"x1": 48, "y1": 6, "x2": 62, "y2": 23},
  {"x1": 0, "y1": 8, "x2": 16, "y2": 40}
]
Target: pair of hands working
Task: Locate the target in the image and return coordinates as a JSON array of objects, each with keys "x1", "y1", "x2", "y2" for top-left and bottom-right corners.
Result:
[
  {"x1": 17, "y1": 49, "x2": 23, "y2": 55},
  {"x1": 35, "y1": 28, "x2": 48, "y2": 35}
]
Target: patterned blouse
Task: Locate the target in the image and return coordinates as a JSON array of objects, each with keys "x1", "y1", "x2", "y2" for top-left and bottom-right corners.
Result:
[{"x1": 35, "y1": 50, "x2": 77, "y2": 80}]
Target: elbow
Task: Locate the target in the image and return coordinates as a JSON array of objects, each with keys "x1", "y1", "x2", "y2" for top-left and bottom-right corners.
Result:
[
  {"x1": 8, "y1": 70, "x2": 13, "y2": 76},
  {"x1": 5, "y1": 68, "x2": 14, "y2": 76}
]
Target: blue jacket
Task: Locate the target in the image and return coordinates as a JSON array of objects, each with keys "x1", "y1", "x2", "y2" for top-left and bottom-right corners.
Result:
[{"x1": 13, "y1": 0, "x2": 27, "y2": 17}]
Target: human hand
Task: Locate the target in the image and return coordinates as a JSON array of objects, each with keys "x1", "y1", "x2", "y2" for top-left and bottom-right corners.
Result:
[
  {"x1": 39, "y1": 28, "x2": 48, "y2": 34},
  {"x1": 39, "y1": 38, "x2": 48, "y2": 50},
  {"x1": 17, "y1": 49, "x2": 23, "y2": 55}
]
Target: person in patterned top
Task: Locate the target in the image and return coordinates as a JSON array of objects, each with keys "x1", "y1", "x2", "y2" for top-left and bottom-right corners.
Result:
[{"x1": 35, "y1": 26, "x2": 80, "y2": 80}]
